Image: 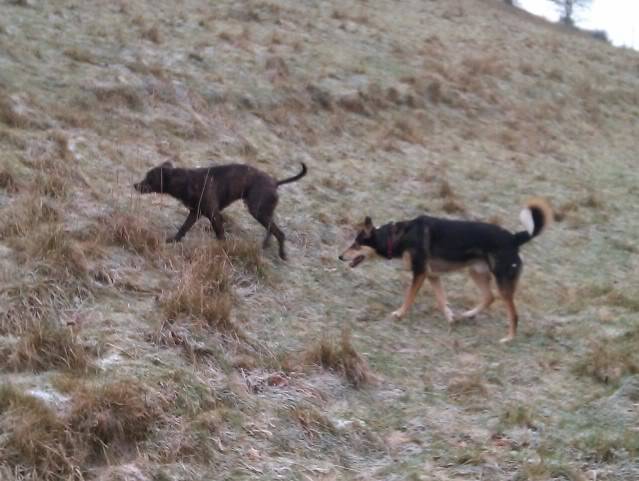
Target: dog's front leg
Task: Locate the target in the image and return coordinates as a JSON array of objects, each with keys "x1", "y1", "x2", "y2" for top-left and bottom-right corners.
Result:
[
  {"x1": 391, "y1": 273, "x2": 426, "y2": 319},
  {"x1": 428, "y1": 276, "x2": 455, "y2": 323},
  {"x1": 167, "y1": 210, "x2": 198, "y2": 243}
]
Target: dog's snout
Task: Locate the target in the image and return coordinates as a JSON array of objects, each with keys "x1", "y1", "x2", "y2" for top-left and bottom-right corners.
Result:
[{"x1": 338, "y1": 254, "x2": 344, "y2": 261}]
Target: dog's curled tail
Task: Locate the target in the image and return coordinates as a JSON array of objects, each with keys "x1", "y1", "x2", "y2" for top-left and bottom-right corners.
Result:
[
  {"x1": 513, "y1": 197, "x2": 553, "y2": 247},
  {"x1": 277, "y1": 162, "x2": 307, "y2": 186}
]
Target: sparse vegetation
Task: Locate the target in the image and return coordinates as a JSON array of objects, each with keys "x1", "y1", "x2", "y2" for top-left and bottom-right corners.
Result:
[
  {"x1": 573, "y1": 332, "x2": 639, "y2": 385},
  {"x1": 1, "y1": 0, "x2": 638, "y2": 479},
  {"x1": 6, "y1": 320, "x2": 93, "y2": 372},
  {"x1": 160, "y1": 244, "x2": 234, "y2": 330},
  {"x1": 297, "y1": 329, "x2": 373, "y2": 388},
  {"x1": 102, "y1": 211, "x2": 164, "y2": 257}
]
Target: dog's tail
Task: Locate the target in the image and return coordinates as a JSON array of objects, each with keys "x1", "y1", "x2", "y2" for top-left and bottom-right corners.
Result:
[
  {"x1": 513, "y1": 198, "x2": 553, "y2": 247},
  {"x1": 276, "y1": 162, "x2": 307, "y2": 186}
]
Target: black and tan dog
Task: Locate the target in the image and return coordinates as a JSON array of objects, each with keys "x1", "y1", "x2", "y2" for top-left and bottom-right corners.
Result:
[
  {"x1": 339, "y1": 199, "x2": 552, "y2": 342},
  {"x1": 134, "y1": 162, "x2": 306, "y2": 259}
]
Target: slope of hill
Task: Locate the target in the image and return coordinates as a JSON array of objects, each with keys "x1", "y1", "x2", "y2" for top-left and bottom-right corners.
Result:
[{"x1": 1, "y1": 0, "x2": 638, "y2": 480}]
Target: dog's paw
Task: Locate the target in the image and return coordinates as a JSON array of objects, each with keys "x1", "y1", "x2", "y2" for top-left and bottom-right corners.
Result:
[
  {"x1": 391, "y1": 309, "x2": 404, "y2": 320},
  {"x1": 444, "y1": 306, "x2": 456, "y2": 323},
  {"x1": 461, "y1": 308, "x2": 478, "y2": 319},
  {"x1": 499, "y1": 335, "x2": 514, "y2": 344}
]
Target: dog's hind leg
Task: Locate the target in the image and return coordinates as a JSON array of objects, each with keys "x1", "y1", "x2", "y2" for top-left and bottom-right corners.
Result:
[
  {"x1": 168, "y1": 210, "x2": 199, "y2": 243},
  {"x1": 391, "y1": 273, "x2": 426, "y2": 319},
  {"x1": 247, "y1": 192, "x2": 287, "y2": 259},
  {"x1": 427, "y1": 276, "x2": 455, "y2": 323},
  {"x1": 497, "y1": 281, "x2": 518, "y2": 343},
  {"x1": 494, "y1": 251, "x2": 523, "y2": 343},
  {"x1": 265, "y1": 220, "x2": 286, "y2": 259},
  {"x1": 462, "y1": 266, "x2": 495, "y2": 318}
]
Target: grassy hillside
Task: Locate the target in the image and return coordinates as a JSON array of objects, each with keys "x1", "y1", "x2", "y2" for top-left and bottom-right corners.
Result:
[{"x1": 1, "y1": 0, "x2": 638, "y2": 479}]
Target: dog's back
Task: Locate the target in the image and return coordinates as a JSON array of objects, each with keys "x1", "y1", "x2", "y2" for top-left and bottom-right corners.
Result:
[
  {"x1": 207, "y1": 164, "x2": 277, "y2": 210},
  {"x1": 420, "y1": 216, "x2": 515, "y2": 257}
]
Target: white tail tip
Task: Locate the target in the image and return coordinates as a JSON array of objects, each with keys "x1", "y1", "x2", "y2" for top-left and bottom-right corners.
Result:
[{"x1": 519, "y1": 208, "x2": 534, "y2": 235}]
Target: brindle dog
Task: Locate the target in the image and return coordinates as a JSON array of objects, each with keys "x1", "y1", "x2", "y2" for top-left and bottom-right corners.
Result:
[{"x1": 134, "y1": 162, "x2": 306, "y2": 259}]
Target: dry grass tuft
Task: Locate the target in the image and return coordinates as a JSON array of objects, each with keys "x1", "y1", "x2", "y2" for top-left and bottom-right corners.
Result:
[
  {"x1": 438, "y1": 180, "x2": 467, "y2": 215},
  {"x1": 0, "y1": 276, "x2": 89, "y2": 336},
  {"x1": 439, "y1": 180, "x2": 455, "y2": 198},
  {"x1": 426, "y1": 79, "x2": 442, "y2": 104},
  {"x1": 94, "y1": 84, "x2": 145, "y2": 111},
  {"x1": 388, "y1": 118, "x2": 425, "y2": 145},
  {"x1": 0, "y1": 194, "x2": 61, "y2": 239},
  {"x1": 337, "y1": 93, "x2": 370, "y2": 116},
  {"x1": 299, "y1": 329, "x2": 372, "y2": 388},
  {"x1": 142, "y1": 25, "x2": 162, "y2": 44},
  {"x1": 518, "y1": 461, "x2": 588, "y2": 481},
  {"x1": 102, "y1": 212, "x2": 164, "y2": 256},
  {"x1": 69, "y1": 380, "x2": 166, "y2": 456},
  {"x1": 499, "y1": 402, "x2": 536, "y2": 429},
  {"x1": 7, "y1": 320, "x2": 92, "y2": 373},
  {"x1": 0, "y1": 169, "x2": 20, "y2": 192},
  {"x1": 462, "y1": 54, "x2": 505, "y2": 78},
  {"x1": 33, "y1": 171, "x2": 70, "y2": 199},
  {"x1": 289, "y1": 402, "x2": 336, "y2": 438},
  {"x1": 447, "y1": 373, "x2": 488, "y2": 401},
  {"x1": 0, "y1": 384, "x2": 74, "y2": 480},
  {"x1": 12, "y1": 224, "x2": 89, "y2": 278},
  {"x1": 0, "y1": 93, "x2": 46, "y2": 129},
  {"x1": 161, "y1": 244, "x2": 233, "y2": 331},
  {"x1": 64, "y1": 47, "x2": 95, "y2": 64},
  {"x1": 224, "y1": 238, "x2": 266, "y2": 278},
  {"x1": 573, "y1": 337, "x2": 639, "y2": 385}
]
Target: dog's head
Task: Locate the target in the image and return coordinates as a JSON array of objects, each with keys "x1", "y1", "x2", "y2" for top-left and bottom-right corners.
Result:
[
  {"x1": 134, "y1": 161, "x2": 173, "y2": 194},
  {"x1": 339, "y1": 216, "x2": 379, "y2": 268}
]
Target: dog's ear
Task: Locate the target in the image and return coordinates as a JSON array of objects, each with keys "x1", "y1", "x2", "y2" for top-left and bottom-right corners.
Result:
[
  {"x1": 161, "y1": 161, "x2": 173, "y2": 169},
  {"x1": 363, "y1": 216, "x2": 374, "y2": 235}
]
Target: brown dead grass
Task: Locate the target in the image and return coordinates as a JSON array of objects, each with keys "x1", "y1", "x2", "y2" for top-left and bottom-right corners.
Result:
[
  {"x1": 11, "y1": 224, "x2": 89, "y2": 279},
  {"x1": 161, "y1": 244, "x2": 234, "y2": 331},
  {"x1": 142, "y1": 25, "x2": 162, "y2": 44},
  {"x1": 438, "y1": 180, "x2": 467, "y2": 215},
  {"x1": 0, "y1": 93, "x2": 43, "y2": 129},
  {"x1": 0, "y1": 385, "x2": 75, "y2": 481},
  {"x1": 93, "y1": 85, "x2": 145, "y2": 111},
  {"x1": 6, "y1": 320, "x2": 92, "y2": 373},
  {"x1": 297, "y1": 329, "x2": 372, "y2": 388},
  {"x1": 102, "y1": 212, "x2": 164, "y2": 257},
  {"x1": 69, "y1": 380, "x2": 166, "y2": 456},
  {"x1": 64, "y1": 47, "x2": 95, "y2": 64},
  {"x1": 33, "y1": 171, "x2": 70, "y2": 199},
  {"x1": 289, "y1": 402, "x2": 337, "y2": 438},
  {"x1": 0, "y1": 194, "x2": 61, "y2": 239},
  {"x1": 447, "y1": 373, "x2": 488, "y2": 401},
  {"x1": 0, "y1": 169, "x2": 20, "y2": 192},
  {"x1": 573, "y1": 335, "x2": 639, "y2": 385},
  {"x1": 0, "y1": 379, "x2": 169, "y2": 479}
]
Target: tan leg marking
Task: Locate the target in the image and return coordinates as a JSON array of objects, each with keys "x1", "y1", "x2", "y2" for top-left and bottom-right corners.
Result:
[
  {"x1": 391, "y1": 273, "x2": 426, "y2": 319},
  {"x1": 428, "y1": 276, "x2": 455, "y2": 323},
  {"x1": 498, "y1": 284, "x2": 518, "y2": 343},
  {"x1": 402, "y1": 251, "x2": 412, "y2": 271},
  {"x1": 462, "y1": 269, "x2": 495, "y2": 318}
]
